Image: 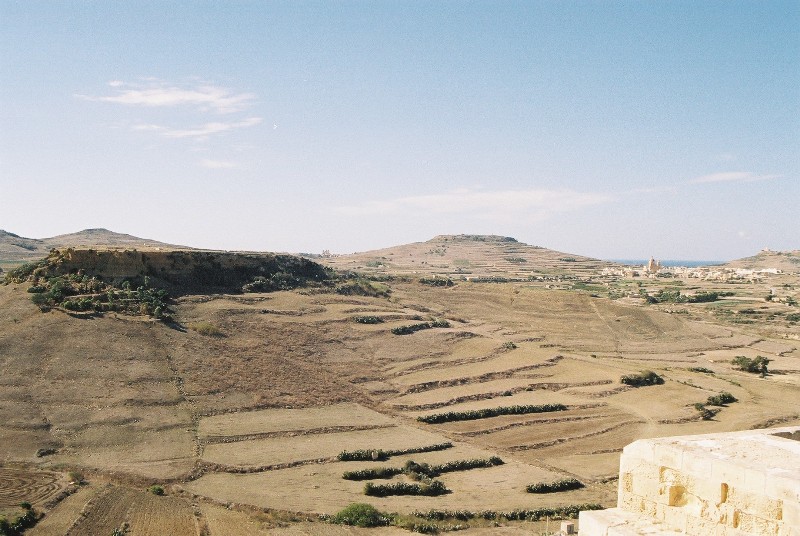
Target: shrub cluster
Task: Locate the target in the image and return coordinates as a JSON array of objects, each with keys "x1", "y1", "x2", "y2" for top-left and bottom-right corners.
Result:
[
  {"x1": 731, "y1": 355, "x2": 770, "y2": 375},
  {"x1": 343, "y1": 457, "x2": 504, "y2": 481},
  {"x1": 23, "y1": 273, "x2": 171, "y2": 320},
  {"x1": 342, "y1": 467, "x2": 403, "y2": 481},
  {"x1": 688, "y1": 367, "x2": 714, "y2": 374},
  {"x1": 337, "y1": 442, "x2": 453, "y2": 462},
  {"x1": 330, "y1": 503, "x2": 390, "y2": 527},
  {"x1": 391, "y1": 319, "x2": 450, "y2": 335},
  {"x1": 706, "y1": 392, "x2": 737, "y2": 406},
  {"x1": 411, "y1": 504, "x2": 603, "y2": 522},
  {"x1": 0, "y1": 503, "x2": 39, "y2": 536},
  {"x1": 694, "y1": 403, "x2": 721, "y2": 420},
  {"x1": 419, "y1": 277, "x2": 454, "y2": 287},
  {"x1": 335, "y1": 279, "x2": 390, "y2": 297},
  {"x1": 526, "y1": 478, "x2": 584, "y2": 494},
  {"x1": 620, "y1": 370, "x2": 664, "y2": 387},
  {"x1": 352, "y1": 315, "x2": 384, "y2": 324},
  {"x1": 364, "y1": 479, "x2": 448, "y2": 497},
  {"x1": 241, "y1": 271, "x2": 302, "y2": 292},
  {"x1": 418, "y1": 404, "x2": 567, "y2": 424}
]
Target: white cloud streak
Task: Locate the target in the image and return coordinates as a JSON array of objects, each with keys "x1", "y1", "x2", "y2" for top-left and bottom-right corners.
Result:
[
  {"x1": 690, "y1": 172, "x2": 781, "y2": 184},
  {"x1": 336, "y1": 188, "x2": 613, "y2": 223},
  {"x1": 199, "y1": 159, "x2": 237, "y2": 169},
  {"x1": 77, "y1": 79, "x2": 256, "y2": 113},
  {"x1": 132, "y1": 117, "x2": 262, "y2": 139}
]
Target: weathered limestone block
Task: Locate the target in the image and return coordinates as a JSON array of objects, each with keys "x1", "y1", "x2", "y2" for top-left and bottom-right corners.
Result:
[{"x1": 579, "y1": 426, "x2": 800, "y2": 536}]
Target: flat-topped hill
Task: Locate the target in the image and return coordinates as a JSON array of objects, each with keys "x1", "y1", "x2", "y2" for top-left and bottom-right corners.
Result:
[
  {"x1": 320, "y1": 234, "x2": 619, "y2": 279},
  {"x1": 723, "y1": 249, "x2": 800, "y2": 272},
  {"x1": 7, "y1": 247, "x2": 330, "y2": 294}
]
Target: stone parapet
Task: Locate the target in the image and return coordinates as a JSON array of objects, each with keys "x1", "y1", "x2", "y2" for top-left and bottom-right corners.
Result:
[{"x1": 579, "y1": 426, "x2": 800, "y2": 535}]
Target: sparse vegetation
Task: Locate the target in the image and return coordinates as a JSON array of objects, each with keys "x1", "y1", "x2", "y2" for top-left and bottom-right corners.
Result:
[
  {"x1": 526, "y1": 478, "x2": 585, "y2": 494},
  {"x1": 418, "y1": 404, "x2": 567, "y2": 424},
  {"x1": 188, "y1": 322, "x2": 224, "y2": 337},
  {"x1": 335, "y1": 278, "x2": 391, "y2": 297},
  {"x1": 620, "y1": 370, "x2": 665, "y2": 387}
]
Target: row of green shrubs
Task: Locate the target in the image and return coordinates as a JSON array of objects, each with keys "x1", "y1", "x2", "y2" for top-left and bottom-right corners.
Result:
[
  {"x1": 419, "y1": 277, "x2": 454, "y2": 287},
  {"x1": 417, "y1": 404, "x2": 567, "y2": 424},
  {"x1": 391, "y1": 319, "x2": 451, "y2": 335},
  {"x1": 526, "y1": 478, "x2": 584, "y2": 494},
  {"x1": 731, "y1": 355, "x2": 770, "y2": 375},
  {"x1": 337, "y1": 442, "x2": 453, "y2": 462},
  {"x1": 352, "y1": 315, "x2": 384, "y2": 324},
  {"x1": 364, "y1": 479, "x2": 448, "y2": 497},
  {"x1": 327, "y1": 502, "x2": 604, "y2": 532},
  {"x1": 411, "y1": 504, "x2": 604, "y2": 521},
  {"x1": 343, "y1": 457, "x2": 504, "y2": 481}
]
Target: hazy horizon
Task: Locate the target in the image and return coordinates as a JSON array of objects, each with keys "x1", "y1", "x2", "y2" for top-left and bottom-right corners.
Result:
[{"x1": 2, "y1": 2, "x2": 798, "y2": 260}]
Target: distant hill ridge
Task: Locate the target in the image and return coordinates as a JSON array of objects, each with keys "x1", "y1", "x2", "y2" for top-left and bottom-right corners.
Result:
[
  {"x1": 320, "y1": 234, "x2": 615, "y2": 279},
  {"x1": 0, "y1": 228, "x2": 185, "y2": 266}
]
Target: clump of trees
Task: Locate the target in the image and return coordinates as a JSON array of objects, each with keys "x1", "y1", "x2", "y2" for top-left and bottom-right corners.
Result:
[
  {"x1": 620, "y1": 370, "x2": 664, "y2": 387},
  {"x1": 731, "y1": 355, "x2": 770, "y2": 376},
  {"x1": 0, "y1": 503, "x2": 40, "y2": 536},
  {"x1": 23, "y1": 273, "x2": 171, "y2": 320}
]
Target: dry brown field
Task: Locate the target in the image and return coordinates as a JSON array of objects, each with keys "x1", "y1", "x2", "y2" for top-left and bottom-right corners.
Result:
[{"x1": 1, "y1": 237, "x2": 798, "y2": 533}]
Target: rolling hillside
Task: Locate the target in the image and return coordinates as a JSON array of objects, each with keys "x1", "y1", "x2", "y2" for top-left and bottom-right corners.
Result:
[{"x1": 320, "y1": 234, "x2": 620, "y2": 279}]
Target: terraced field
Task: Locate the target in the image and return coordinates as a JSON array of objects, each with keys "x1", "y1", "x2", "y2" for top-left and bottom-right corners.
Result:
[{"x1": 1, "y1": 239, "x2": 798, "y2": 534}]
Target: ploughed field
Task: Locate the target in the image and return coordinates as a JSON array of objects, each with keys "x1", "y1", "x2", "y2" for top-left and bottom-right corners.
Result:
[{"x1": 1, "y1": 256, "x2": 798, "y2": 533}]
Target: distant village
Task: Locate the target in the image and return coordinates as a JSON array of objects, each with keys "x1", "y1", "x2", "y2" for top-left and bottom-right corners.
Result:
[{"x1": 602, "y1": 255, "x2": 785, "y2": 282}]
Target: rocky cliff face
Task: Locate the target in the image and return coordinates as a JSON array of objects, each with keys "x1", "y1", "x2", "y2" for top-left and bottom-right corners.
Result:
[{"x1": 19, "y1": 247, "x2": 331, "y2": 293}]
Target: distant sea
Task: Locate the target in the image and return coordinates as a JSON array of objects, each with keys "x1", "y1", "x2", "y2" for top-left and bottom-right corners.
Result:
[{"x1": 609, "y1": 259, "x2": 725, "y2": 268}]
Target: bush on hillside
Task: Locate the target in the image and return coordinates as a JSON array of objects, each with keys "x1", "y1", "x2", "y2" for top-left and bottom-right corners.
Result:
[
  {"x1": 526, "y1": 478, "x2": 585, "y2": 494},
  {"x1": 331, "y1": 504, "x2": 390, "y2": 527},
  {"x1": 620, "y1": 370, "x2": 664, "y2": 387},
  {"x1": 731, "y1": 355, "x2": 770, "y2": 375}
]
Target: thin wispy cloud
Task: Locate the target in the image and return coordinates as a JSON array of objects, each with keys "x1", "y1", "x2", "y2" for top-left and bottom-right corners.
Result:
[
  {"x1": 690, "y1": 172, "x2": 781, "y2": 184},
  {"x1": 336, "y1": 188, "x2": 613, "y2": 222},
  {"x1": 199, "y1": 159, "x2": 237, "y2": 169},
  {"x1": 77, "y1": 79, "x2": 256, "y2": 113},
  {"x1": 133, "y1": 117, "x2": 263, "y2": 139}
]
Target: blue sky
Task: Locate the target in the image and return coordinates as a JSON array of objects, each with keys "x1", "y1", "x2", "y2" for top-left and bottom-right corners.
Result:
[{"x1": 1, "y1": 1, "x2": 797, "y2": 260}]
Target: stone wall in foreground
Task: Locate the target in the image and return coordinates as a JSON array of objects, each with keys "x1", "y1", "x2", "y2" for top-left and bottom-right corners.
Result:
[{"x1": 579, "y1": 426, "x2": 800, "y2": 535}]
